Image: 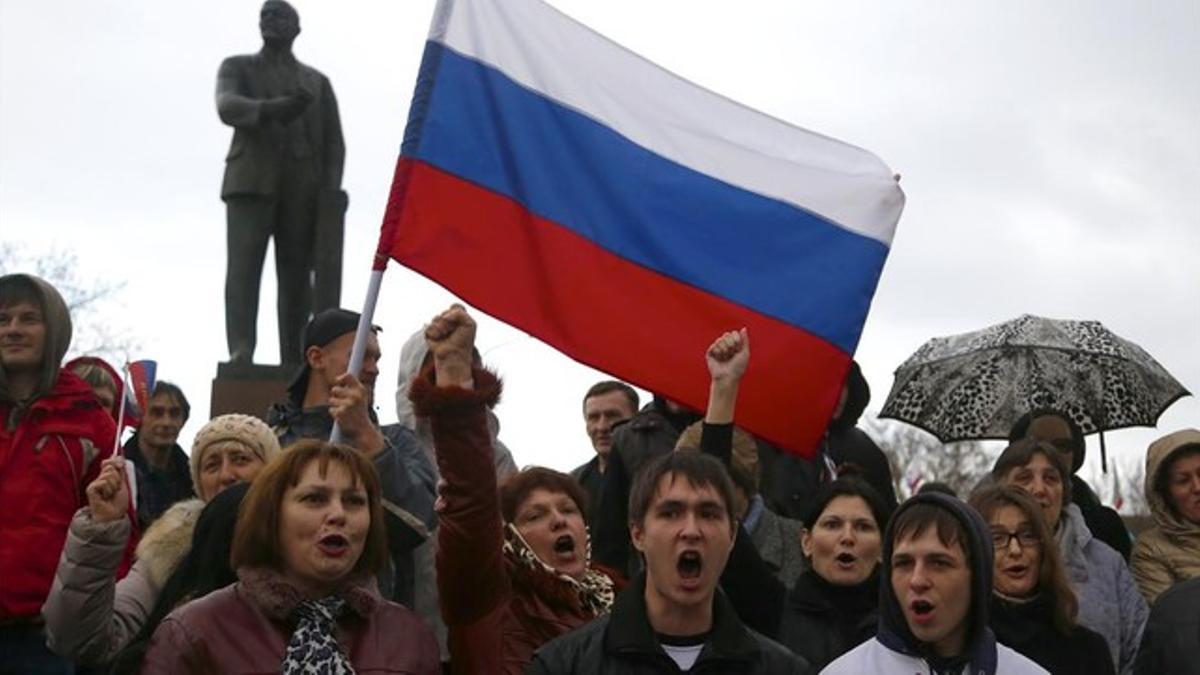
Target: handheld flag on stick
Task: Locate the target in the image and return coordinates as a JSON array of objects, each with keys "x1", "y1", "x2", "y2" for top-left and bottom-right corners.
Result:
[
  {"x1": 125, "y1": 360, "x2": 156, "y2": 427},
  {"x1": 355, "y1": 0, "x2": 904, "y2": 455}
]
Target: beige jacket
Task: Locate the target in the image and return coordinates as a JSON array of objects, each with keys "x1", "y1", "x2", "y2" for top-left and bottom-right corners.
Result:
[
  {"x1": 42, "y1": 499, "x2": 203, "y2": 665},
  {"x1": 1131, "y1": 429, "x2": 1200, "y2": 605}
]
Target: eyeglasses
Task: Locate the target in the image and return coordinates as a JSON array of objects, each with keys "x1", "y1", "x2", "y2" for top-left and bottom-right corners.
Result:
[{"x1": 991, "y1": 530, "x2": 1041, "y2": 551}]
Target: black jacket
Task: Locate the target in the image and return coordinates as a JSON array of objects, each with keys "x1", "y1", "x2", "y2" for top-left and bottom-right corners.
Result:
[
  {"x1": 1134, "y1": 577, "x2": 1200, "y2": 675},
  {"x1": 527, "y1": 574, "x2": 810, "y2": 674},
  {"x1": 1072, "y1": 480, "x2": 1132, "y2": 561},
  {"x1": 592, "y1": 400, "x2": 699, "y2": 575},
  {"x1": 991, "y1": 593, "x2": 1115, "y2": 675},
  {"x1": 776, "y1": 570, "x2": 878, "y2": 671},
  {"x1": 757, "y1": 363, "x2": 898, "y2": 521}
]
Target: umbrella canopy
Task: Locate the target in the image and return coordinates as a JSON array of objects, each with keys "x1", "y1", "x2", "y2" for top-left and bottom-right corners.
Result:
[{"x1": 879, "y1": 314, "x2": 1190, "y2": 457}]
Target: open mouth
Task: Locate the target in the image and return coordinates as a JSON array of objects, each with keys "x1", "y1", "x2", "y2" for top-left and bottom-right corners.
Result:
[
  {"x1": 835, "y1": 552, "x2": 857, "y2": 566},
  {"x1": 677, "y1": 551, "x2": 703, "y2": 580},
  {"x1": 317, "y1": 534, "x2": 349, "y2": 556},
  {"x1": 910, "y1": 599, "x2": 935, "y2": 621},
  {"x1": 1004, "y1": 564, "x2": 1029, "y2": 576},
  {"x1": 553, "y1": 534, "x2": 575, "y2": 556}
]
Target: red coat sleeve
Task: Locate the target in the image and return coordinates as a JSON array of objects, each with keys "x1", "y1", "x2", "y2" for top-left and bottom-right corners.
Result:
[{"x1": 408, "y1": 366, "x2": 509, "y2": 672}]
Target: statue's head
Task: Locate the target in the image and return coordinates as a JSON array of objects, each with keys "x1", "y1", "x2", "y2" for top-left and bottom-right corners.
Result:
[{"x1": 260, "y1": 0, "x2": 300, "y2": 46}]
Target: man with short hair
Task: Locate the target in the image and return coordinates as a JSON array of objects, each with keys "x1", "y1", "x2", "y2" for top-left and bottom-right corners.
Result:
[
  {"x1": 572, "y1": 380, "x2": 638, "y2": 513},
  {"x1": 528, "y1": 451, "x2": 809, "y2": 673},
  {"x1": 268, "y1": 308, "x2": 435, "y2": 605},
  {"x1": 823, "y1": 493, "x2": 1046, "y2": 674},
  {"x1": 124, "y1": 381, "x2": 193, "y2": 528},
  {"x1": 0, "y1": 273, "x2": 118, "y2": 672}
]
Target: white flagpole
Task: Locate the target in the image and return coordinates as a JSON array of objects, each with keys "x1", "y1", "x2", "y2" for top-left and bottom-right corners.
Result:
[
  {"x1": 113, "y1": 362, "x2": 130, "y2": 457},
  {"x1": 330, "y1": 268, "x2": 386, "y2": 444}
]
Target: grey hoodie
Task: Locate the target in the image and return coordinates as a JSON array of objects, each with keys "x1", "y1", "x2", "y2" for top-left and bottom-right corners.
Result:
[
  {"x1": 394, "y1": 326, "x2": 517, "y2": 478},
  {"x1": 0, "y1": 273, "x2": 72, "y2": 411}
]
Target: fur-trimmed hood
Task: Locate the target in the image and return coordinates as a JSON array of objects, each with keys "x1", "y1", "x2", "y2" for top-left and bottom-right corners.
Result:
[{"x1": 135, "y1": 498, "x2": 204, "y2": 590}]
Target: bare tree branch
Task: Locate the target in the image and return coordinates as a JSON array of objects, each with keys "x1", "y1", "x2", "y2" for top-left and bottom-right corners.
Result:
[{"x1": 0, "y1": 243, "x2": 141, "y2": 363}]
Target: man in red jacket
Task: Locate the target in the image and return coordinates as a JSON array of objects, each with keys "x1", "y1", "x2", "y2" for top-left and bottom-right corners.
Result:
[{"x1": 0, "y1": 273, "x2": 117, "y2": 673}]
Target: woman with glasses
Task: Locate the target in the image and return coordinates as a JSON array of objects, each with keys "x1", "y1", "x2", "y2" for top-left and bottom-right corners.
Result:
[
  {"x1": 970, "y1": 484, "x2": 1114, "y2": 675},
  {"x1": 992, "y1": 439, "x2": 1146, "y2": 674}
]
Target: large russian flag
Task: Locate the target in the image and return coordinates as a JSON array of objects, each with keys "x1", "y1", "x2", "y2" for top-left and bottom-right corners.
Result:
[{"x1": 377, "y1": 0, "x2": 905, "y2": 456}]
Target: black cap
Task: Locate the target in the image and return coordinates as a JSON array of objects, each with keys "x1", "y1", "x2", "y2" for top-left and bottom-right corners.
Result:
[{"x1": 286, "y1": 309, "x2": 379, "y2": 402}]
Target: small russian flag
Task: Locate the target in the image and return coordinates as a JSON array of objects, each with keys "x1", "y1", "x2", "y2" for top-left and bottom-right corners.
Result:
[{"x1": 124, "y1": 360, "x2": 157, "y2": 427}]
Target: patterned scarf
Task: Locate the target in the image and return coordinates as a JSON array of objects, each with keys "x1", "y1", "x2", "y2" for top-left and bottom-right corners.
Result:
[
  {"x1": 503, "y1": 523, "x2": 615, "y2": 616},
  {"x1": 281, "y1": 596, "x2": 356, "y2": 675}
]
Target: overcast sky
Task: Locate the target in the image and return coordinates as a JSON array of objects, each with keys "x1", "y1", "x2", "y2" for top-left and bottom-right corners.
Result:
[{"x1": 2, "y1": 1, "x2": 1196, "y2": 500}]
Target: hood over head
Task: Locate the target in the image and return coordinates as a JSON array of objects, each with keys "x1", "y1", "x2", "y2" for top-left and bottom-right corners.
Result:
[
  {"x1": 877, "y1": 492, "x2": 999, "y2": 674},
  {"x1": 395, "y1": 324, "x2": 489, "y2": 430},
  {"x1": 1145, "y1": 428, "x2": 1200, "y2": 535},
  {"x1": 64, "y1": 355, "x2": 123, "y2": 419},
  {"x1": 829, "y1": 360, "x2": 870, "y2": 431},
  {"x1": 0, "y1": 273, "x2": 72, "y2": 405},
  {"x1": 394, "y1": 326, "x2": 430, "y2": 431}
]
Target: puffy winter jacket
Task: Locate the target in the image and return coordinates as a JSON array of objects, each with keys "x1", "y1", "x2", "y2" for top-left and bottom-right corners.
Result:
[
  {"x1": 1131, "y1": 429, "x2": 1200, "y2": 605},
  {"x1": 42, "y1": 498, "x2": 202, "y2": 664},
  {"x1": 1057, "y1": 503, "x2": 1148, "y2": 674},
  {"x1": 0, "y1": 371, "x2": 116, "y2": 619}
]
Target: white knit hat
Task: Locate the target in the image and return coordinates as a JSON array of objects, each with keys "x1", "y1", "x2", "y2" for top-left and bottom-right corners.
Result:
[{"x1": 190, "y1": 414, "x2": 281, "y2": 495}]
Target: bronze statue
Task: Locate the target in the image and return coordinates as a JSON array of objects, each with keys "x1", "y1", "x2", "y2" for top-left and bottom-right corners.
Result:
[{"x1": 216, "y1": 0, "x2": 346, "y2": 366}]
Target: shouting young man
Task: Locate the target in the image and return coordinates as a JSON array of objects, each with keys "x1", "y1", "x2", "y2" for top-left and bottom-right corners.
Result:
[
  {"x1": 529, "y1": 451, "x2": 809, "y2": 673},
  {"x1": 823, "y1": 492, "x2": 1046, "y2": 674}
]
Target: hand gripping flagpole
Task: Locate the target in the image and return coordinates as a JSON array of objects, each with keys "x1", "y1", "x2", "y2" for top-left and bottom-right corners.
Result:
[{"x1": 329, "y1": 263, "x2": 386, "y2": 445}]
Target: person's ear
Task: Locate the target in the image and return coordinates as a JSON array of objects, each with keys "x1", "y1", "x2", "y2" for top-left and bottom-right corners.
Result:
[
  {"x1": 630, "y1": 520, "x2": 646, "y2": 553},
  {"x1": 801, "y1": 528, "x2": 813, "y2": 557},
  {"x1": 305, "y1": 345, "x2": 323, "y2": 369}
]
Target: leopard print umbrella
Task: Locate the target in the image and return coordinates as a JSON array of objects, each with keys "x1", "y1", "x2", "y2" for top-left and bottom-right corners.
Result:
[{"x1": 880, "y1": 314, "x2": 1189, "y2": 459}]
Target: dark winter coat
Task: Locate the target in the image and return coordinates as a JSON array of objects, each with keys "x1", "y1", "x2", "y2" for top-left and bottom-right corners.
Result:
[
  {"x1": 776, "y1": 569, "x2": 878, "y2": 671},
  {"x1": 1073, "y1": 479, "x2": 1132, "y2": 561},
  {"x1": 1134, "y1": 576, "x2": 1200, "y2": 675},
  {"x1": 409, "y1": 367, "x2": 623, "y2": 675},
  {"x1": 757, "y1": 363, "x2": 898, "y2": 521},
  {"x1": 139, "y1": 568, "x2": 439, "y2": 674},
  {"x1": 592, "y1": 400, "x2": 699, "y2": 575},
  {"x1": 527, "y1": 574, "x2": 811, "y2": 674},
  {"x1": 991, "y1": 593, "x2": 1115, "y2": 675}
]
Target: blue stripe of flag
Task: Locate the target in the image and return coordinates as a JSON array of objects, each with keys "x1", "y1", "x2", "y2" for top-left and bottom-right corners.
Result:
[{"x1": 404, "y1": 42, "x2": 888, "y2": 353}]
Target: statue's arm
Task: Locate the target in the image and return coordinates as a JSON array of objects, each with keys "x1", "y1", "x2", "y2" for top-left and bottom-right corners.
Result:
[
  {"x1": 216, "y1": 57, "x2": 310, "y2": 128},
  {"x1": 321, "y1": 77, "x2": 345, "y2": 190},
  {"x1": 215, "y1": 57, "x2": 264, "y2": 128}
]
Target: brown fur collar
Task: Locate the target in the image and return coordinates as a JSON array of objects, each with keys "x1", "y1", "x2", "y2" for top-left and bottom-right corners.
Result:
[
  {"x1": 135, "y1": 498, "x2": 205, "y2": 590},
  {"x1": 236, "y1": 567, "x2": 379, "y2": 621}
]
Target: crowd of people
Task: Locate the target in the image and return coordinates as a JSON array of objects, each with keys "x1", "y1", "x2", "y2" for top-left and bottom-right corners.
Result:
[{"x1": 2, "y1": 270, "x2": 1198, "y2": 674}]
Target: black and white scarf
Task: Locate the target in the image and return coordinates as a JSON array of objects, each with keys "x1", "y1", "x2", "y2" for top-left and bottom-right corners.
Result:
[{"x1": 281, "y1": 596, "x2": 355, "y2": 675}]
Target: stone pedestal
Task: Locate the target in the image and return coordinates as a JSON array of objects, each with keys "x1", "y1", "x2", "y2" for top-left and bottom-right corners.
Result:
[{"x1": 210, "y1": 362, "x2": 294, "y2": 422}]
